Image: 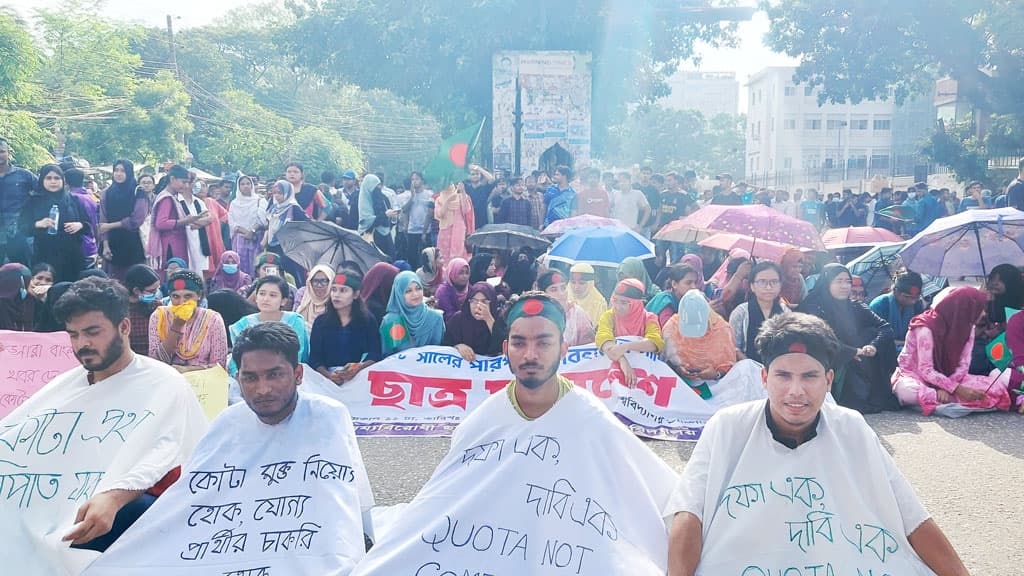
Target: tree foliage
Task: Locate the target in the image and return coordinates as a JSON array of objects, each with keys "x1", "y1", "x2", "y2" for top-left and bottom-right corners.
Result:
[{"x1": 190, "y1": 89, "x2": 296, "y2": 177}]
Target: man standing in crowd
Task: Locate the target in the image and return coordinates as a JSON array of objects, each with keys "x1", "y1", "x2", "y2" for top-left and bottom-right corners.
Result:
[
  {"x1": 285, "y1": 161, "x2": 327, "y2": 221},
  {"x1": 401, "y1": 170, "x2": 434, "y2": 263},
  {"x1": 657, "y1": 171, "x2": 694, "y2": 263},
  {"x1": 799, "y1": 188, "x2": 824, "y2": 230},
  {"x1": 339, "y1": 170, "x2": 359, "y2": 229},
  {"x1": 711, "y1": 173, "x2": 742, "y2": 205},
  {"x1": 543, "y1": 164, "x2": 576, "y2": 226},
  {"x1": 638, "y1": 165, "x2": 662, "y2": 230},
  {"x1": 465, "y1": 163, "x2": 495, "y2": 229},
  {"x1": 351, "y1": 293, "x2": 678, "y2": 575},
  {"x1": 1005, "y1": 158, "x2": 1024, "y2": 211},
  {"x1": 666, "y1": 312, "x2": 968, "y2": 575},
  {"x1": 575, "y1": 166, "x2": 610, "y2": 218},
  {"x1": 0, "y1": 138, "x2": 37, "y2": 265},
  {"x1": 497, "y1": 175, "x2": 538, "y2": 228},
  {"x1": 612, "y1": 170, "x2": 651, "y2": 233},
  {"x1": 2, "y1": 277, "x2": 207, "y2": 574},
  {"x1": 958, "y1": 181, "x2": 988, "y2": 212}
]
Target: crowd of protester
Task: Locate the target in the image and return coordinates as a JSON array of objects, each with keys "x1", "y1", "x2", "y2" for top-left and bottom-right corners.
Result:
[{"x1": 1, "y1": 137, "x2": 1022, "y2": 417}]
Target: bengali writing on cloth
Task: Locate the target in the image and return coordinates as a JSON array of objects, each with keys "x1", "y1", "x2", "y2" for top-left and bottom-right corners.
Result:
[
  {"x1": 0, "y1": 330, "x2": 80, "y2": 419},
  {"x1": 351, "y1": 386, "x2": 679, "y2": 576},
  {"x1": 304, "y1": 339, "x2": 724, "y2": 441},
  {"x1": 83, "y1": 392, "x2": 374, "y2": 576},
  {"x1": 0, "y1": 355, "x2": 209, "y2": 576}
]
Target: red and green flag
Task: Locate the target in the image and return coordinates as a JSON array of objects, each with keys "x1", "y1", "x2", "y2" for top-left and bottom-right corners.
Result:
[
  {"x1": 422, "y1": 120, "x2": 486, "y2": 189},
  {"x1": 987, "y1": 333, "x2": 1012, "y2": 371},
  {"x1": 876, "y1": 204, "x2": 916, "y2": 222}
]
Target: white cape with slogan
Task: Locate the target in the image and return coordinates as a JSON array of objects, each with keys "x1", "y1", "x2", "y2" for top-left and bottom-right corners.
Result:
[
  {"x1": 0, "y1": 354, "x2": 208, "y2": 576},
  {"x1": 665, "y1": 400, "x2": 935, "y2": 575},
  {"x1": 352, "y1": 385, "x2": 679, "y2": 576},
  {"x1": 84, "y1": 391, "x2": 374, "y2": 576}
]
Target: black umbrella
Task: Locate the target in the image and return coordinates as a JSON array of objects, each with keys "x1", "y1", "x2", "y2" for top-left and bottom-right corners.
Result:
[
  {"x1": 465, "y1": 223, "x2": 551, "y2": 252},
  {"x1": 276, "y1": 220, "x2": 388, "y2": 274}
]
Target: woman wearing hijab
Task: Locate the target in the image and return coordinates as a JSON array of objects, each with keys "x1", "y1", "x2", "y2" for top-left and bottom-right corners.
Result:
[
  {"x1": 778, "y1": 248, "x2": 808, "y2": 307},
  {"x1": 360, "y1": 262, "x2": 400, "y2": 325},
  {"x1": 208, "y1": 250, "x2": 253, "y2": 297},
  {"x1": 799, "y1": 263, "x2": 899, "y2": 413},
  {"x1": 434, "y1": 181, "x2": 474, "y2": 264},
  {"x1": 971, "y1": 264, "x2": 1024, "y2": 374},
  {"x1": 663, "y1": 289, "x2": 736, "y2": 384},
  {"x1": 729, "y1": 261, "x2": 790, "y2": 362},
  {"x1": 646, "y1": 263, "x2": 701, "y2": 328},
  {"x1": 709, "y1": 256, "x2": 752, "y2": 320},
  {"x1": 616, "y1": 256, "x2": 657, "y2": 299},
  {"x1": 228, "y1": 175, "x2": 268, "y2": 276},
  {"x1": 98, "y1": 159, "x2": 148, "y2": 281},
  {"x1": 503, "y1": 249, "x2": 537, "y2": 296},
  {"x1": 32, "y1": 281, "x2": 72, "y2": 333},
  {"x1": 380, "y1": 271, "x2": 445, "y2": 356},
  {"x1": 679, "y1": 253, "x2": 707, "y2": 296},
  {"x1": 20, "y1": 164, "x2": 88, "y2": 283},
  {"x1": 444, "y1": 282, "x2": 507, "y2": 361},
  {"x1": 0, "y1": 263, "x2": 34, "y2": 331},
  {"x1": 568, "y1": 262, "x2": 607, "y2": 326},
  {"x1": 537, "y1": 269, "x2": 594, "y2": 346},
  {"x1": 293, "y1": 264, "x2": 334, "y2": 331},
  {"x1": 264, "y1": 179, "x2": 309, "y2": 285},
  {"x1": 357, "y1": 173, "x2": 396, "y2": 258},
  {"x1": 435, "y1": 257, "x2": 471, "y2": 320},
  {"x1": 310, "y1": 269, "x2": 381, "y2": 384},
  {"x1": 468, "y1": 252, "x2": 496, "y2": 285},
  {"x1": 892, "y1": 287, "x2": 1013, "y2": 416},
  {"x1": 416, "y1": 247, "x2": 444, "y2": 296},
  {"x1": 595, "y1": 278, "x2": 664, "y2": 387}
]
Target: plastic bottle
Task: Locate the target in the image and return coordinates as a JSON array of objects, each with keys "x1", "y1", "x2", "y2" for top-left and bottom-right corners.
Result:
[{"x1": 47, "y1": 204, "x2": 60, "y2": 235}]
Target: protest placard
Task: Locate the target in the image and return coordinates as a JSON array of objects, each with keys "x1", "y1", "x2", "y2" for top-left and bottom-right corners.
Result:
[
  {"x1": 183, "y1": 365, "x2": 230, "y2": 421},
  {"x1": 0, "y1": 330, "x2": 79, "y2": 419}
]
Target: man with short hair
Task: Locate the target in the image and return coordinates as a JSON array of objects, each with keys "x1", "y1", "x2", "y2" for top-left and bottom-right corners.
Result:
[
  {"x1": 638, "y1": 165, "x2": 661, "y2": 229},
  {"x1": 83, "y1": 322, "x2": 375, "y2": 575},
  {"x1": 799, "y1": 188, "x2": 824, "y2": 230},
  {"x1": 666, "y1": 312, "x2": 968, "y2": 576},
  {"x1": 0, "y1": 138, "x2": 37, "y2": 265},
  {"x1": 612, "y1": 171, "x2": 651, "y2": 232},
  {"x1": 338, "y1": 170, "x2": 359, "y2": 229},
  {"x1": 1005, "y1": 157, "x2": 1024, "y2": 211},
  {"x1": 401, "y1": 170, "x2": 435, "y2": 262},
  {"x1": 2, "y1": 277, "x2": 207, "y2": 573},
  {"x1": 497, "y1": 176, "x2": 538, "y2": 228},
  {"x1": 870, "y1": 271, "x2": 925, "y2": 350},
  {"x1": 957, "y1": 181, "x2": 987, "y2": 212},
  {"x1": 543, "y1": 164, "x2": 576, "y2": 226},
  {"x1": 352, "y1": 293, "x2": 678, "y2": 575},
  {"x1": 575, "y1": 166, "x2": 610, "y2": 218},
  {"x1": 466, "y1": 163, "x2": 496, "y2": 229},
  {"x1": 657, "y1": 172, "x2": 694, "y2": 262},
  {"x1": 711, "y1": 174, "x2": 742, "y2": 205}
]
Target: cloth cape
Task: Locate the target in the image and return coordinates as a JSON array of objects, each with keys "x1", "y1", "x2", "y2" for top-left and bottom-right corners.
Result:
[
  {"x1": 664, "y1": 400, "x2": 934, "y2": 575},
  {"x1": 0, "y1": 355, "x2": 208, "y2": 576},
  {"x1": 82, "y1": 392, "x2": 373, "y2": 576},
  {"x1": 351, "y1": 386, "x2": 679, "y2": 576}
]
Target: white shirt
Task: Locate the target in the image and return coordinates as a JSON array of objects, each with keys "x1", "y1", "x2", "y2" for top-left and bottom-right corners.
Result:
[
  {"x1": 611, "y1": 188, "x2": 650, "y2": 231},
  {"x1": 177, "y1": 193, "x2": 210, "y2": 272}
]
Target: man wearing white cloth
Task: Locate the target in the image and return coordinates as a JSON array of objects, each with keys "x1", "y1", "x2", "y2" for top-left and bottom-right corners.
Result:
[
  {"x1": 353, "y1": 292, "x2": 679, "y2": 576},
  {"x1": 84, "y1": 321, "x2": 375, "y2": 576},
  {"x1": 0, "y1": 277, "x2": 208, "y2": 575},
  {"x1": 666, "y1": 312, "x2": 969, "y2": 576}
]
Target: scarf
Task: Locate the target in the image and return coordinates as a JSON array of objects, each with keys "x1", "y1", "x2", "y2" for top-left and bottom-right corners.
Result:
[
  {"x1": 209, "y1": 251, "x2": 249, "y2": 291},
  {"x1": 645, "y1": 291, "x2": 677, "y2": 316},
  {"x1": 177, "y1": 193, "x2": 211, "y2": 257},
  {"x1": 745, "y1": 292, "x2": 784, "y2": 364},
  {"x1": 416, "y1": 247, "x2": 442, "y2": 289},
  {"x1": 617, "y1": 257, "x2": 656, "y2": 298},
  {"x1": 446, "y1": 282, "x2": 500, "y2": 353},
  {"x1": 612, "y1": 278, "x2": 655, "y2": 337},
  {"x1": 383, "y1": 271, "x2": 444, "y2": 347},
  {"x1": 296, "y1": 264, "x2": 335, "y2": 327},
  {"x1": 798, "y1": 263, "x2": 860, "y2": 345},
  {"x1": 104, "y1": 159, "x2": 139, "y2": 222},
  {"x1": 267, "y1": 180, "x2": 301, "y2": 241},
  {"x1": 779, "y1": 248, "x2": 806, "y2": 306},
  {"x1": 679, "y1": 254, "x2": 706, "y2": 291},
  {"x1": 443, "y1": 257, "x2": 470, "y2": 307},
  {"x1": 228, "y1": 176, "x2": 268, "y2": 232},
  {"x1": 908, "y1": 286, "x2": 989, "y2": 375},
  {"x1": 155, "y1": 305, "x2": 216, "y2": 361},
  {"x1": 568, "y1": 262, "x2": 607, "y2": 324},
  {"x1": 360, "y1": 262, "x2": 400, "y2": 307},
  {"x1": 358, "y1": 174, "x2": 380, "y2": 233}
]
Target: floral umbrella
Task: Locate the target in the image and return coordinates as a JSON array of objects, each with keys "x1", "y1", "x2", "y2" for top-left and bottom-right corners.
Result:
[{"x1": 654, "y1": 204, "x2": 826, "y2": 250}]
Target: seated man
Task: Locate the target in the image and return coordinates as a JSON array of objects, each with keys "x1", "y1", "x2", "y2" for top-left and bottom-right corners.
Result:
[
  {"x1": 870, "y1": 271, "x2": 925, "y2": 350},
  {"x1": 666, "y1": 312, "x2": 968, "y2": 576},
  {"x1": 352, "y1": 293, "x2": 679, "y2": 575},
  {"x1": 84, "y1": 322, "x2": 374, "y2": 575},
  {"x1": 1, "y1": 277, "x2": 208, "y2": 575}
]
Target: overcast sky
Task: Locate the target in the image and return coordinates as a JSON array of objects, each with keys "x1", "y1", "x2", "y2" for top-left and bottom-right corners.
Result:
[{"x1": 8, "y1": 0, "x2": 797, "y2": 110}]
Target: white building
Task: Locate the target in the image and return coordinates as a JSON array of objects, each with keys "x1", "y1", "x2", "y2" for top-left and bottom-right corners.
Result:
[
  {"x1": 661, "y1": 71, "x2": 739, "y2": 119},
  {"x1": 744, "y1": 66, "x2": 898, "y2": 189}
]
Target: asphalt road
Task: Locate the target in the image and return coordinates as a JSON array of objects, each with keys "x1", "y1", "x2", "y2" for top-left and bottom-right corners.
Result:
[{"x1": 357, "y1": 409, "x2": 1024, "y2": 574}]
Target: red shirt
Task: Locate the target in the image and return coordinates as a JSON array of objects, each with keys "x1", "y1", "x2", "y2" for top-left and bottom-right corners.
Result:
[{"x1": 576, "y1": 186, "x2": 610, "y2": 218}]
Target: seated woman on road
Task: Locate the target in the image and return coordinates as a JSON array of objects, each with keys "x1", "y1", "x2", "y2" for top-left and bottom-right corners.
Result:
[
  {"x1": 729, "y1": 261, "x2": 790, "y2": 362},
  {"x1": 617, "y1": 256, "x2": 658, "y2": 299},
  {"x1": 443, "y1": 282, "x2": 506, "y2": 361},
  {"x1": 207, "y1": 250, "x2": 252, "y2": 297},
  {"x1": 709, "y1": 255, "x2": 752, "y2": 320},
  {"x1": 229, "y1": 275, "x2": 309, "y2": 369},
  {"x1": 434, "y1": 257, "x2": 471, "y2": 320},
  {"x1": 360, "y1": 262, "x2": 400, "y2": 327},
  {"x1": 309, "y1": 269, "x2": 381, "y2": 385},
  {"x1": 536, "y1": 270, "x2": 594, "y2": 347},
  {"x1": 293, "y1": 264, "x2": 334, "y2": 332},
  {"x1": 380, "y1": 271, "x2": 445, "y2": 357},
  {"x1": 148, "y1": 270, "x2": 227, "y2": 371},
  {"x1": 595, "y1": 278, "x2": 664, "y2": 387},
  {"x1": 971, "y1": 263, "x2": 1024, "y2": 374},
  {"x1": 647, "y1": 263, "x2": 701, "y2": 328},
  {"x1": 662, "y1": 289, "x2": 736, "y2": 384},
  {"x1": 568, "y1": 262, "x2": 607, "y2": 326},
  {"x1": 415, "y1": 246, "x2": 444, "y2": 296},
  {"x1": 892, "y1": 286, "x2": 1013, "y2": 417},
  {"x1": 123, "y1": 264, "x2": 161, "y2": 354},
  {"x1": 997, "y1": 307, "x2": 1024, "y2": 412},
  {"x1": 799, "y1": 263, "x2": 899, "y2": 413},
  {"x1": 778, "y1": 247, "x2": 808, "y2": 307}
]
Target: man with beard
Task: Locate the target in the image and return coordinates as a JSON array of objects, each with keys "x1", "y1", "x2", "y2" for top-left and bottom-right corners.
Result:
[
  {"x1": 0, "y1": 277, "x2": 207, "y2": 575},
  {"x1": 352, "y1": 293, "x2": 678, "y2": 575}
]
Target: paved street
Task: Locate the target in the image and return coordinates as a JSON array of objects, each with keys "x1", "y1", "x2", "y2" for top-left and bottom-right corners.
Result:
[{"x1": 358, "y1": 409, "x2": 1024, "y2": 574}]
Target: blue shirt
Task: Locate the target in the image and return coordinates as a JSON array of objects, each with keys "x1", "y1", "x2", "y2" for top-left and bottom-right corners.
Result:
[
  {"x1": 869, "y1": 293, "x2": 923, "y2": 341},
  {"x1": 309, "y1": 312, "x2": 381, "y2": 370},
  {"x1": 800, "y1": 200, "x2": 822, "y2": 226},
  {"x1": 543, "y1": 184, "x2": 576, "y2": 226},
  {"x1": 0, "y1": 165, "x2": 37, "y2": 245}
]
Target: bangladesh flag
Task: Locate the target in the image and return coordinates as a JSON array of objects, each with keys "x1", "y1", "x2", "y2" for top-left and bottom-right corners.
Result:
[
  {"x1": 876, "y1": 204, "x2": 916, "y2": 222},
  {"x1": 987, "y1": 333, "x2": 1012, "y2": 371},
  {"x1": 422, "y1": 120, "x2": 485, "y2": 189}
]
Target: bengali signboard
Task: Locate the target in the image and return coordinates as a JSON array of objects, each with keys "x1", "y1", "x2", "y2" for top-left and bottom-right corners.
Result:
[{"x1": 0, "y1": 330, "x2": 79, "y2": 419}]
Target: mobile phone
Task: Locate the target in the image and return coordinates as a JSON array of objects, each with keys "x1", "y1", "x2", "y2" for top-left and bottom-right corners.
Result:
[{"x1": 265, "y1": 265, "x2": 279, "y2": 277}]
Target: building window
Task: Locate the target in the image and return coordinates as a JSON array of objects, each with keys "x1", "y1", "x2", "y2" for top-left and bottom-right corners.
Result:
[
  {"x1": 870, "y1": 154, "x2": 890, "y2": 169},
  {"x1": 784, "y1": 86, "x2": 796, "y2": 96},
  {"x1": 783, "y1": 157, "x2": 793, "y2": 169},
  {"x1": 784, "y1": 119, "x2": 797, "y2": 130},
  {"x1": 873, "y1": 119, "x2": 891, "y2": 131},
  {"x1": 804, "y1": 119, "x2": 821, "y2": 130},
  {"x1": 804, "y1": 86, "x2": 814, "y2": 96},
  {"x1": 827, "y1": 119, "x2": 846, "y2": 131},
  {"x1": 851, "y1": 119, "x2": 868, "y2": 130}
]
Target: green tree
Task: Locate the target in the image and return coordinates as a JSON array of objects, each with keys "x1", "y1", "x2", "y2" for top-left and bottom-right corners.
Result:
[
  {"x1": 0, "y1": 9, "x2": 52, "y2": 169},
  {"x1": 190, "y1": 89, "x2": 294, "y2": 176},
  {"x1": 289, "y1": 126, "x2": 365, "y2": 179},
  {"x1": 0, "y1": 111, "x2": 54, "y2": 170}
]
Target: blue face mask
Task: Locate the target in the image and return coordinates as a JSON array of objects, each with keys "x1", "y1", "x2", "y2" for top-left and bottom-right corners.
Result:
[
  {"x1": 222, "y1": 264, "x2": 239, "y2": 275},
  {"x1": 19, "y1": 288, "x2": 27, "y2": 300},
  {"x1": 140, "y1": 293, "x2": 158, "y2": 303}
]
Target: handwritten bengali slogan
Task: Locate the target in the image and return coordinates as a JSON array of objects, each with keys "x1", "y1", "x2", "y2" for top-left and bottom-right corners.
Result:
[
  {"x1": 0, "y1": 330, "x2": 79, "y2": 419},
  {"x1": 307, "y1": 340, "x2": 721, "y2": 441}
]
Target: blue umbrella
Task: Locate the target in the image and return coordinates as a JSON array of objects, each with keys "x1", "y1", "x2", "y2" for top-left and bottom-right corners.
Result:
[
  {"x1": 546, "y1": 227, "x2": 655, "y2": 267},
  {"x1": 900, "y1": 207, "x2": 1024, "y2": 277}
]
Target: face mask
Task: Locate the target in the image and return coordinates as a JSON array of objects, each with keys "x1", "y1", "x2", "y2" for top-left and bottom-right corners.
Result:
[
  {"x1": 907, "y1": 192, "x2": 917, "y2": 199},
  {"x1": 139, "y1": 293, "x2": 157, "y2": 303},
  {"x1": 170, "y1": 299, "x2": 198, "y2": 322},
  {"x1": 222, "y1": 264, "x2": 239, "y2": 275}
]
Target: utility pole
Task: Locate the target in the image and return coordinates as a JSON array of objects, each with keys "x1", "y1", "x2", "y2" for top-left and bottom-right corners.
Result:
[
  {"x1": 166, "y1": 15, "x2": 179, "y2": 79},
  {"x1": 513, "y1": 75, "x2": 523, "y2": 176}
]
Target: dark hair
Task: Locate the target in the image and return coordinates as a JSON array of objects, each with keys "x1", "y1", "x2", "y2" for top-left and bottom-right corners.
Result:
[
  {"x1": 508, "y1": 176, "x2": 523, "y2": 186},
  {"x1": 30, "y1": 262, "x2": 56, "y2": 278},
  {"x1": 320, "y1": 171, "x2": 335, "y2": 185},
  {"x1": 410, "y1": 170, "x2": 424, "y2": 181},
  {"x1": 663, "y1": 264, "x2": 697, "y2": 287},
  {"x1": 726, "y1": 257, "x2": 752, "y2": 278},
  {"x1": 322, "y1": 268, "x2": 372, "y2": 328},
  {"x1": 469, "y1": 253, "x2": 493, "y2": 285},
  {"x1": 285, "y1": 161, "x2": 304, "y2": 174},
  {"x1": 138, "y1": 173, "x2": 155, "y2": 185},
  {"x1": 207, "y1": 289, "x2": 258, "y2": 345},
  {"x1": 79, "y1": 268, "x2": 109, "y2": 280},
  {"x1": 968, "y1": 180, "x2": 983, "y2": 189},
  {"x1": 53, "y1": 277, "x2": 130, "y2": 326},
  {"x1": 232, "y1": 321, "x2": 300, "y2": 369},
  {"x1": 36, "y1": 164, "x2": 64, "y2": 193},
  {"x1": 253, "y1": 275, "x2": 291, "y2": 300},
  {"x1": 751, "y1": 261, "x2": 782, "y2": 282},
  {"x1": 65, "y1": 168, "x2": 85, "y2": 188},
  {"x1": 124, "y1": 264, "x2": 160, "y2": 293},
  {"x1": 754, "y1": 312, "x2": 840, "y2": 369},
  {"x1": 554, "y1": 165, "x2": 574, "y2": 181},
  {"x1": 167, "y1": 164, "x2": 189, "y2": 180}
]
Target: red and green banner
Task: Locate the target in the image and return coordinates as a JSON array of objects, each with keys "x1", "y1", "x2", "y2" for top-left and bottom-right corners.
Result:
[{"x1": 421, "y1": 120, "x2": 485, "y2": 188}]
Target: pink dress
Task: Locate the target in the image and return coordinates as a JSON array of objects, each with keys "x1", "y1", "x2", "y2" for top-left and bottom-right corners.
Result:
[
  {"x1": 434, "y1": 192, "x2": 474, "y2": 263},
  {"x1": 892, "y1": 326, "x2": 1011, "y2": 416}
]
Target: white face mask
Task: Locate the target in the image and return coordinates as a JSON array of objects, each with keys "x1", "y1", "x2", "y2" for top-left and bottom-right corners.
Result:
[{"x1": 907, "y1": 192, "x2": 917, "y2": 200}]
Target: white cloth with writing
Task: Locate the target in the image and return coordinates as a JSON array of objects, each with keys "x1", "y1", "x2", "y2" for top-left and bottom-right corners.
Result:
[
  {"x1": 0, "y1": 354, "x2": 208, "y2": 576},
  {"x1": 83, "y1": 391, "x2": 373, "y2": 576},
  {"x1": 352, "y1": 386, "x2": 679, "y2": 576},
  {"x1": 665, "y1": 400, "x2": 934, "y2": 575}
]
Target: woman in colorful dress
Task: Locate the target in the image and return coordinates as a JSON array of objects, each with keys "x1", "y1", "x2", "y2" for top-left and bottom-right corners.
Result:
[
  {"x1": 227, "y1": 174, "x2": 267, "y2": 276},
  {"x1": 536, "y1": 269, "x2": 594, "y2": 346},
  {"x1": 360, "y1": 262, "x2": 400, "y2": 327},
  {"x1": 434, "y1": 182, "x2": 474, "y2": 264},
  {"x1": 646, "y1": 263, "x2": 701, "y2": 328},
  {"x1": 264, "y1": 179, "x2": 309, "y2": 285},
  {"x1": 568, "y1": 262, "x2": 607, "y2": 326},
  {"x1": 293, "y1": 264, "x2": 334, "y2": 332},
  {"x1": 309, "y1": 269, "x2": 381, "y2": 385},
  {"x1": 379, "y1": 271, "x2": 445, "y2": 357},
  {"x1": 729, "y1": 261, "x2": 790, "y2": 362},
  {"x1": 207, "y1": 250, "x2": 253, "y2": 297},
  {"x1": 662, "y1": 289, "x2": 736, "y2": 383},
  {"x1": 595, "y1": 279, "x2": 664, "y2": 388},
  {"x1": 148, "y1": 270, "x2": 227, "y2": 371},
  {"x1": 434, "y1": 257, "x2": 471, "y2": 320},
  {"x1": 228, "y1": 275, "x2": 309, "y2": 374}
]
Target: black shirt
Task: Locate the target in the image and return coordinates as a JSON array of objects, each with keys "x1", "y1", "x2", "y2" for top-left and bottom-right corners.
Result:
[
  {"x1": 1007, "y1": 178, "x2": 1024, "y2": 211},
  {"x1": 764, "y1": 400, "x2": 820, "y2": 449},
  {"x1": 711, "y1": 192, "x2": 743, "y2": 206},
  {"x1": 466, "y1": 181, "x2": 495, "y2": 228},
  {"x1": 658, "y1": 190, "x2": 692, "y2": 225}
]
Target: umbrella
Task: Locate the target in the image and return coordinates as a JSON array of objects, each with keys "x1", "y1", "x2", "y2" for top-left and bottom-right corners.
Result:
[
  {"x1": 697, "y1": 232, "x2": 799, "y2": 262},
  {"x1": 466, "y1": 223, "x2": 551, "y2": 251},
  {"x1": 899, "y1": 207, "x2": 1024, "y2": 277},
  {"x1": 654, "y1": 204, "x2": 825, "y2": 250},
  {"x1": 541, "y1": 215, "x2": 628, "y2": 237},
  {"x1": 821, "y1": 226, "x2": 903, "y2": 248},
  {"x1": 546, "y1": 227, "x2": 654, "y2": 267},
  {"x1": 276, "y1": 220, "x2": 388, "y2": 274},
  {"x1": 847, "y1": 241, "x2": 947, "y2": 300}
]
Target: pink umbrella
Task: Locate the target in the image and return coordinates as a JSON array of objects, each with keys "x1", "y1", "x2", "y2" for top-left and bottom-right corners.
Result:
[
  {"x1": 821, "y1": 226, "x2": 903, "y2": 248},
  {"x1": 698, "y1": 232, "x2": 797, "y2": 262},
  {"x1": 655, "y1": 204, "x2": 826, "y2": 250},
  {"x1": 541, "y1": 215, "x2": 628, "y2": 237}
]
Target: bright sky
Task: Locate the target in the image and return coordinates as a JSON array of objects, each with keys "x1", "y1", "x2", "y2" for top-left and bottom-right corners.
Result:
[{"x1": 9, "y1": 0, "x2": 795, "y2": 111}]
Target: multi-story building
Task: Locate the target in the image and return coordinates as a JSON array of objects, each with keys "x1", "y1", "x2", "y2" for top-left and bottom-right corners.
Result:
[{"x1": 660, "y1": 71, "x2": 740, "y2": 120}]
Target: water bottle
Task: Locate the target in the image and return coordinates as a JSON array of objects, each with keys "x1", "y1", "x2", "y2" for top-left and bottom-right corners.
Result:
[{"x1": 47, "y1": 204, "x2": 60, "y2": 236}]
